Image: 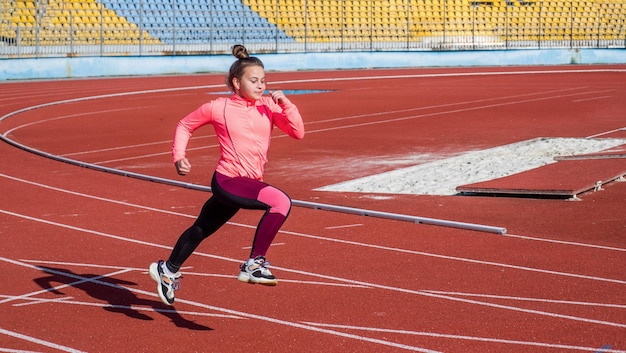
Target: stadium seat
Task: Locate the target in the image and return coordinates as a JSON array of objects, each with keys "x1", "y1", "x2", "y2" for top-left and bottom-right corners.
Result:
[{"x1": 5, "y1": 0, "x2": 626, "y2": 47}]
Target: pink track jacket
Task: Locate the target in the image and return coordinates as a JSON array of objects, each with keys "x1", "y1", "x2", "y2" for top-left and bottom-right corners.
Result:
[{"x1": 172, "y1": 94, "x2": 305, "y2": 181}]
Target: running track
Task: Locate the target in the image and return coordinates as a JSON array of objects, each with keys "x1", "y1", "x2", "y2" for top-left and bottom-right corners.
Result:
[{"x1": 1, "y1": 66, "x2": 625, "y2": 352}]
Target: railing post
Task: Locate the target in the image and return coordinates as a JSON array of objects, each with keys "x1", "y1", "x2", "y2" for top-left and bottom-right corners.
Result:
[
  {"x1": 505, "y1": 3, "x2": 509, "y2": 49},
  {"x1": 304, "y1": 0, "x2": 308, "y2": 53},
  {"x1": 569, "y1": 0, "x2": 573, "y2": 49},
  {"x1": 371, "y1": 0, "x2": 375, "y2": 51},
  {"x1": 405, "y1": 0, "x2": 410, "y2": 50},
  {"x1": 274, "y1": 0, "x2": 279, "y2": 52},
  {"x1": 138, "y1": 0, "x2": 142, "y2": 56},
  {"x1": 472, "y1": 4, "x2": 476, "y2": 50},
  {"x1": 16, "y1": 26, "x2": 21, "y2": 57},
  {"x1": 537, "y1": 2, "x2": 543, "y2": 49},
  {"x1": 340, "y1": 0, "x2": 344, "y2": 51},
  {"x1": 171, "y1": 0, "x2": 176, "y2": 55},
  {"x1": 70, "y1": 14, "x2": 74, "y2": 56},
  {"x1": 597, "y1": 8, "x2": 601, "y2": 48},
  {"x1": 35, "y1": 5, "x2": 40, "y2": 57},
  {"x1": 443, "y1": 0, "x2": 447, "y2": 45},
  {"x1": 209, "y1": 0, "x2": 214, "y2": 54},
  {"x1": 623, "y1": 21, "x2": 626, "y2": 48},
  {"x1": 100, "y1": 3, "x2": 104, "y2": 56}
]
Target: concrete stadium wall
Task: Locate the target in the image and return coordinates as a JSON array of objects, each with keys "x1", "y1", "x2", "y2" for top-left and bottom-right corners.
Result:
[{"x1": 1, "y1": 48, "x2": 625, "y2": 81}]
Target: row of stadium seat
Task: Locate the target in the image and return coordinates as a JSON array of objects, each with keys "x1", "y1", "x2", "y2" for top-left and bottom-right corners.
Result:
[{"x1": 2, "y1": 0, "x2": 626, "y2": 46}]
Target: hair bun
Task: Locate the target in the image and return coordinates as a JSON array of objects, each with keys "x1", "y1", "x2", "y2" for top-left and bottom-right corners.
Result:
[{"x1": 232, "y1": 44, "x2": 249, "y2": 59}]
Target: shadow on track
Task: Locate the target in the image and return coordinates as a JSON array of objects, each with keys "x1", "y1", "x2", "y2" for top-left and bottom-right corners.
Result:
[{"x1": 33, "y1": 266, "x2": 212, "y2": 331}]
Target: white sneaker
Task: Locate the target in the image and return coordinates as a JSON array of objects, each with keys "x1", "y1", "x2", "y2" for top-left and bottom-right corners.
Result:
[
  {"x1": 149, "y1": 260, "x2": 182, "y2": 305},
  {"x1": 237, "y1": 256, "x2": 278, "y2": 286}
]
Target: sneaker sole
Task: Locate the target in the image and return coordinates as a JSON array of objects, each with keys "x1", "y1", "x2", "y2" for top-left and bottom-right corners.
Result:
[
  {"x1": 148, "y1": 262, "x2": 159, "y2": 282},
  {"x1": 149, "y1": 262, "x2": 175, "y2": 305},
  {"x1": 237, "y1": 272, "x2": 278, "y2": 286}
]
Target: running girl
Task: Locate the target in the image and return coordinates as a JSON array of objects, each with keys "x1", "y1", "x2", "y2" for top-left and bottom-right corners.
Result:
[{"x1": 149, "y1": 44, "x2": 305, "y2": 305}]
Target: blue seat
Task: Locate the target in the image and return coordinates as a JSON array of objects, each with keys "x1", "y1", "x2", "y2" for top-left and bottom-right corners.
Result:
[{"x1": 96, "y1": 0, "x2": 290, "y2": 45}]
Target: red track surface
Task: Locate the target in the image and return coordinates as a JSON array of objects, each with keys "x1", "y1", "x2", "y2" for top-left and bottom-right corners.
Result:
[{"x1": 1, "y1": 66, "x2": 625, "y2": 352}]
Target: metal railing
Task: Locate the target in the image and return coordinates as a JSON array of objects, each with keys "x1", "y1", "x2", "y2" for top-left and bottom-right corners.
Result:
[{"x1": 1, "y1": 0, "x2": 625, "y2": 58}]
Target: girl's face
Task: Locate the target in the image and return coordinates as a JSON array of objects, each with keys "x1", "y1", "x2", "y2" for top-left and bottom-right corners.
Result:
[{"x1": 233, "y1": 65, "x2": 266, "y2": 102}]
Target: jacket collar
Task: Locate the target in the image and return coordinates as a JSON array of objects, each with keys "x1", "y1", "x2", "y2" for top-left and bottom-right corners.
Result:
[{"x1": 231, "y1": 94, "x2": 257, "y2": 107}]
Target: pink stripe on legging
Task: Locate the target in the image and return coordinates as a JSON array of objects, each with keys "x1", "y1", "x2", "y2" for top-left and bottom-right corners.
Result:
[{"x1": 258, "y1": 185, "x2": 291, "y2": 216}]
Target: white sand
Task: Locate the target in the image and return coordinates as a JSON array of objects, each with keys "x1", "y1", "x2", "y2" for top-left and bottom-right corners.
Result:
[{"x1": 316, "y1": 137, "x2": 626, "y2": 196}]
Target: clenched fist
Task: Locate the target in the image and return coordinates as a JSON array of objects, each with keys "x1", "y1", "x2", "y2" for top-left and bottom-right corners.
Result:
[{"x1": 175, "y1": 158, "x2": 191, "y2": 176}]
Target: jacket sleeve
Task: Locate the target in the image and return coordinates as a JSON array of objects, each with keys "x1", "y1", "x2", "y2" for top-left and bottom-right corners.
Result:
[
  {"x1": 171, "y1": 102, "x2": 214, "y2": 163},
  {"x1": 268, "y1": 97, "x2": 305, "y2": 139}
]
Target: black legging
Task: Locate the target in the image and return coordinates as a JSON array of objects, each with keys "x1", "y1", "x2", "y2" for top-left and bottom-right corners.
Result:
[{"x1": 165, "y1": 171, "x2": 291, "y2": 273}]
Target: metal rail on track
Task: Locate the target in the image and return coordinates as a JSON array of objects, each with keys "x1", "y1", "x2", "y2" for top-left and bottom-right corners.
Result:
[{"x1": 0, "y1": 134, "x2": 507, "y2": 235}]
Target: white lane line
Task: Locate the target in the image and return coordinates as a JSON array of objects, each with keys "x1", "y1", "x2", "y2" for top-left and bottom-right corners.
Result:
[
  {"x1": 1, "y1": 294, "x2": 243, "y2": 319},
  {"x1": 0, "y1": 347, "x2": 44, "y2": 353},
  {"x1": 19, "y1": 258, "x2": 366, "y2": 288},
  {"x1": 0, "y1": 173, "x2": 196, "y2": 218},
  {"x1": 2, "y1": 108, "x2": 130, "y2": 136},
  {"x1": 325, "y1": 224, "x2": 364, "y2": 230},
  {"x1": 62, "y1": 134, "x2": 214, "y2": 157},
  {"x1": 241, "y1": 242, "x2": 285, "y2": 250},
  {"x1": 587, "y1": 126, "x2": 626, "y2": 139},
  {"x1": 145, "y1": 270, "x2": 371, "y2": 288},
  {"x1": 302, "y1": 89, "x2": 609, "y2": 136},
  {"x1": 421, "y1": 290, "x2": 626, "y2": 309},
  {"x1": 0, "y1": 266, "x2": 132, "y2": 305},
  {"x1": 18, "y1": 259, "x2": 166, "y2": 272},
  {"x1": 502, "y1": 233, "x2": 626, "y2": 253},
  {"x1": 10, "y1": 296, "x2": 73, "y2": 307},
  {"x1": 573, "y1": 95, "x2": 613, "y2": 103},
  {"x1": 301, "y1": 322, "x2": 626, "y2": 353},
  {"x1": 278, "y1": 226, "x2": 626, "y2": 286},
  {"x1": 0, "y1": 327, "x2": 86, "y2": 353},
  {"x1": 90, "y1": 143, "x2": 218, "y2": 165}
]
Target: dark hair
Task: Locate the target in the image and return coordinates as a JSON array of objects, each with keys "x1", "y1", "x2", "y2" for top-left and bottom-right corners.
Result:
[{"x1": 226, "y1": 44, "x2": 264, "y2": 92}]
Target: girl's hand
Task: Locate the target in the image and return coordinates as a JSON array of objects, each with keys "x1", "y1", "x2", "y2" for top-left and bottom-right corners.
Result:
[
  {"x1": 269, "y1": 90, "x2": 286, "y2": 104},
  {"x1": 175, "y1": 158, "x2": 191, "y2": 175}
]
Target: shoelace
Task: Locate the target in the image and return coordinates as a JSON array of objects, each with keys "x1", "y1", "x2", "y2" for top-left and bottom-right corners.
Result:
[
  {"x1": 171, "y1": 277, "x2": 182, "y2": 291},
  {"x1": 243, "y1": 258, "x2": 272, "y2": 273},
  {"x1": 256, "y1": 260, "x2": 273, "y2": 275},
  {"x1": 164, "y1": 273, "x2": 182, "y2": 291}
]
